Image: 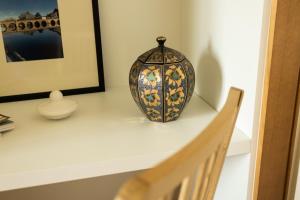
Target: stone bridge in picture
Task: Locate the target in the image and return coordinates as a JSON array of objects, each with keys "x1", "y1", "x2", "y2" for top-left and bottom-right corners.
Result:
[{"x1": 0, "y1": 18, "x2": 60, "y2": 33}]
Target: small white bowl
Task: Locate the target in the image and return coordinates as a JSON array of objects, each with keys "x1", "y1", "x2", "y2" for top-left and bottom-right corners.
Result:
[{"x1": 38, "y1": 91, "x2": 78, "y2": 120}]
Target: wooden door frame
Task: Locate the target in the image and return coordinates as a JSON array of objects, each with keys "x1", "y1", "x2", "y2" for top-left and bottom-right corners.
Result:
[
  {"x1": 253, "y1": 0, "x2": 300, "y2": 199},
  {"x1": 286, "y1": 89, "x2": 300, "y2": 200}
]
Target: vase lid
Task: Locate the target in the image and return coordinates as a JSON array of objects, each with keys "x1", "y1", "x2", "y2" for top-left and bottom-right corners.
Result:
[{"x1": 138, "y1": 36, "x2": 185, "y2": 64}]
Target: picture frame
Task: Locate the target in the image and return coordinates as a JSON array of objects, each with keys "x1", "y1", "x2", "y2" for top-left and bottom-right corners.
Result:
[{"x1": 0, "y1": 0, "x2": 105, "y2": 103}]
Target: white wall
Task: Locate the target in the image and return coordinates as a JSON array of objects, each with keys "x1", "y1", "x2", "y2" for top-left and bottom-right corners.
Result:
[
  {"x1": 181, "y1": 0, "x2": 265, "y2": 138},
  {"x1": 215, "y1": 155, "x2": 251, "y2": 200},
  {"x1": 99, "y1": 0, "x2": 182, "y2": 88},
  {"x1": 0, "y1": 171, "x2": 139, "y2": 200},
  {"x1": 181, "y1": 1, "x2": 266, "y2": 199}
]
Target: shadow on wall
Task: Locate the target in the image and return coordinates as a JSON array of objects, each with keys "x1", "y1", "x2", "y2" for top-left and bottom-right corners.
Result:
[
  {"x1": 0, "y1": 171, "x2": 141, "y2": 200},
  {"x1": 196, "y1": 43, "x2": 223, "y2": 110}
]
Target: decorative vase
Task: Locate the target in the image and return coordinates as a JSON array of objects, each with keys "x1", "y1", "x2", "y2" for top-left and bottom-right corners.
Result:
[{"x1": 129, "y1": 36, "x2": 195, "y2": 122}]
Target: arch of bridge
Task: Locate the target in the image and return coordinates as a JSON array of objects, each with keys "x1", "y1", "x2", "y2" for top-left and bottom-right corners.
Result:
[{"x1": 0, "y1": 18, "x2": 60, "y2": 33}]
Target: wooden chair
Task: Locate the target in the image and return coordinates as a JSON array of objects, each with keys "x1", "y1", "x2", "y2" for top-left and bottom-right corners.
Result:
[{"x1": 114, "y1": 87, "x2": 243, "y2": 200}]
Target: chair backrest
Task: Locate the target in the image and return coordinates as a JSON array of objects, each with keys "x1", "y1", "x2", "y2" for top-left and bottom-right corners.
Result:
[{"x1": 114, "y1": 87, "x2": 243, "y2": 200}]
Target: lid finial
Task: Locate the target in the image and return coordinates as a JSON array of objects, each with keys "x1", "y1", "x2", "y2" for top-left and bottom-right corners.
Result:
[{"x1": 156, "y1": 36, "x2": 166, "y2": 47}]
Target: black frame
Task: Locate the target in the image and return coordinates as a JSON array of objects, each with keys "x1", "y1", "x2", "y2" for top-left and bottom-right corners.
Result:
[{"x1": 0, "y1": 0, "x2": 105, "y2": 103}]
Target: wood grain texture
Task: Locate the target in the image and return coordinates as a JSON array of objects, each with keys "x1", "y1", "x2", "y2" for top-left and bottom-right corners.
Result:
[
  {"x1": 254, "y1": 0, "x2": 300, "y2": 199},
  {"x1": 286, "y1": 78, "x2": 300, "y2": 200},
  {"x1": 114, "y1": 88, "x2": 243, "y2": 200}
]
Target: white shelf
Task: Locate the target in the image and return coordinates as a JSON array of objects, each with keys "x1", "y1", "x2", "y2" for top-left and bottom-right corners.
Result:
[{"x1": 0, "y1": 87, "x2": 251, "y2": 192}]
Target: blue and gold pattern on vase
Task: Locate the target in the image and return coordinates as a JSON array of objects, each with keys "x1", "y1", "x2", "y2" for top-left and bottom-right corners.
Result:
[{"x1": 129, "y1": 36, "x2": 195, "y2": 122}]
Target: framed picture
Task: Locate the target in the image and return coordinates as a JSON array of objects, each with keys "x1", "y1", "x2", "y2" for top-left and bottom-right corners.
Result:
[{"x1": 0, "y1": 0, "x2": 105, "y2": 103}]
